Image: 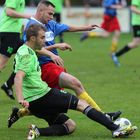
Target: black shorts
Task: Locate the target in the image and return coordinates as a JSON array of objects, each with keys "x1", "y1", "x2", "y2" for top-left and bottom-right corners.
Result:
[
  {"x1": 0, "y1": 32, "x2": 23, "y2": 57},
  {"x1": 44, "y1": 113, "x2": 70, "y2": 126},
  {"x1": 133, "y1": 25, "x2": 140, "y2": 37},
  {"x1": 28, "y1": 88, "x2": 78, "y2": 124}
]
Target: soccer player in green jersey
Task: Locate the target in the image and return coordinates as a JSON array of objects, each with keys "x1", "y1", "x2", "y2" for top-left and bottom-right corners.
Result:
[
  {"x1": 8, "y1": 0, "x2": 121, "y2": 128},
  {"x1": 0, "y1": 0, "x2": 31, "y2": 99},
  {"x1": 1, "y1": 0, "x2": 64, "y2": 100},
  {"x1": 14, "y1": 24, "x2": 136, "y2": 140},
  {"x1": 111, "y1": 0, "x2": 140, "y2": 66}
]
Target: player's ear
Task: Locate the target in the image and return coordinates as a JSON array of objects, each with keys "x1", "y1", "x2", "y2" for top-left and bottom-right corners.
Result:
[{"x1": 30, "y1": 36, "x2": 36, "y2": 42}]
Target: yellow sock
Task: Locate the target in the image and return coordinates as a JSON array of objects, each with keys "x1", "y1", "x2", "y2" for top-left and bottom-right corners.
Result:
[
  {"x1": 110, "y1": 41, "x2": 117, "y2": 53},
  {"x1": 78, "y1": 91, "x2": 102, "y2": 112},
  {"x1": 88, "y1": 32, "x2": 98, "y2": 37},
  {"x1": 18, "y1": 108, "x2": 31, "y2": 117}
]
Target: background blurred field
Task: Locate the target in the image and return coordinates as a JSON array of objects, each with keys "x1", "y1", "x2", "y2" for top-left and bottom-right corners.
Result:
[{"x1": 0, "y1": 32, "x2": 140, "y2": 140}]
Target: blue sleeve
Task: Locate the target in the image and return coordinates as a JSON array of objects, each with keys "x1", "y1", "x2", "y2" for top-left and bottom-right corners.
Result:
[
  {"x1": 103, "y1": 0, "x2": 116, "y2": 7},
  {"x1": 47, "y1": 20, "x2": 70, "y2": 37}
]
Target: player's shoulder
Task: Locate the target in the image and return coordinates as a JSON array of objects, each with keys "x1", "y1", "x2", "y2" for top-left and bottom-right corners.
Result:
[
  {"x1": 17, "y1": 45, "x2": 34, "y2": 56},
  {"x1": 47, "y1": 20, "x2": 57, "y2": 26}
]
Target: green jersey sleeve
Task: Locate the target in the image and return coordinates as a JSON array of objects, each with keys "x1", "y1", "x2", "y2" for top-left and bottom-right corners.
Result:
[
  {"x1": 15, "y1": 54, "x2": 34, "y2": 75},
  {"x1": 6, "y1": 0, "x2": 19, "y2": 9}
]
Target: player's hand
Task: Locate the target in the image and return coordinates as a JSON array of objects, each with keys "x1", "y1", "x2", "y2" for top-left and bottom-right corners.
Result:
[
  {"x1": 57, "y1": 43, "x2": 72, "y2": 51},
  {"x1": 87, "y1": 24, "x2": 100, "y2": 31},
  {"x1": 50, "y1": 54, "x2": 64, "y2": 67},
  {"x1": 19, "y1": 100, "x2": 29, "y2": 108},
  {"x1": 116, "y1": 5, "x2": 123, "y2": 9}
]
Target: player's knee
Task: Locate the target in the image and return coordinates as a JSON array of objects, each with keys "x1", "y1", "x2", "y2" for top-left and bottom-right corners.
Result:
[
  {"x1": 102, "y1": 32, "x2": 110, "y2": 37},
  {"x1": 77, "y1": 99, "x2": 89, "y2": 112},
  {"x1": 65, "y1": 119, "x2": 76, "y2": 134},
  {"x1": 71, "y1": 77, "x2": 83, "y2": 90}
]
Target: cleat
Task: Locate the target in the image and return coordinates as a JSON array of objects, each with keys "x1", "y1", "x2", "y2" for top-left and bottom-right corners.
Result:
[
  {"x1": 112, "y1": 125, "x2": 137, "y2": 138},
  {"x1": 1, "y1": 83, "x2": 15, "y2": 100},
  {"x1": 125, "y1": 126, "x2": 137, "y2": 136},
  {"x1": 106, "y1": 111, "x2": 122, "y2": 121},
  {"x1": 80, "y1": 32, "x2": 88, "y2": 42},
  {"x1": 111, "y1": 53, "x2": 120, "y2": 67},
  {"x1": 27, "y1": 124, "x2": 40, "y2": 140},
  {"x1": 8, "y1": 107, "x2": 19, "y2": 128}
]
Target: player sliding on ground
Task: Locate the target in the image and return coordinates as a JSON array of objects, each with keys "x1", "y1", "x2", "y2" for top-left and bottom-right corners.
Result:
[{"x1": 13, "y1": 24, "x2": 137, "y2": 140}]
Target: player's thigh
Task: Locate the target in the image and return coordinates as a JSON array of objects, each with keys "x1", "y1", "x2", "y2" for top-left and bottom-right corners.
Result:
[
  {"x1": 59, "y1": 72, "x2": 82, "y2": 89},
  {"x1": 44, "y1": 88, "x2": 78, "y2": 111},
  {"x1": 29, "y1": 89, "x2": 78, "y2": 117},
  {"x1": 41, "y1": 62, "x2": 65, "y2": 89}
]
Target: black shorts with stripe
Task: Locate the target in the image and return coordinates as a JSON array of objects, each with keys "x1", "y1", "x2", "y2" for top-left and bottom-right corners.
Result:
[
  {"x1": 133, "y1": 25, "x2": 140, "y2": 37},
  {"x1": 0, "y1": 32, "x2": 23, "y2": 57},
  {"x1": 28, "y1": 88, "x2": 78, "y2": 125}
]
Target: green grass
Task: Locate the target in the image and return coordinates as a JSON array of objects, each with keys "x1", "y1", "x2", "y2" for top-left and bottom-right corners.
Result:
[{"x1": 0, "y1": 32, "x2": 140, "y2": 140}]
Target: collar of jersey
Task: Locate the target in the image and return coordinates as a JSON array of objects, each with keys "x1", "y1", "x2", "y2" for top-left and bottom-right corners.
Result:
[{"x1": 30, "y1": 17, "x2": 45, "y2": 27}]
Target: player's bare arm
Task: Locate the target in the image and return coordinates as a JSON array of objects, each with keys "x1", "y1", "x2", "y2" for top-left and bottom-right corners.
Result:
[
  {"x1": 46, "y1": 43, "x2": 72, "y2": 51},
  {"x1": 110, "y1": 4, "x2": 123, "y2": 9},
  {"x1": 14, "y1": 70, "x2": 29, "y2": 108},
  {"x1": 131, "y1": 5, "x2": 140, "y2": 15},
  {"x1": 36, "y1": 48, "x2": 64, "y2": 67},
  {"x1": 6, "y1": 7, "x2": 32, "y2": 19},
  {"x1": 68, "y1": 24, "x2": 100, "y2": 32}
]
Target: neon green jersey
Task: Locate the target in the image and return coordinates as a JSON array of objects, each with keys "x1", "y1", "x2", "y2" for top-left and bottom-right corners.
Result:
[
  {"x1": 0, "y1": 0, "x2": 25, "y2": 33},
  {"x1": 50, "y1": 0, "x2": 64, "y2": 13},
  {"x1": 131, "y1": 0, "x2": 140, "y2": 25},
  {"x1": 14, "y1": 44, "x2": 51, "y2": 102}
]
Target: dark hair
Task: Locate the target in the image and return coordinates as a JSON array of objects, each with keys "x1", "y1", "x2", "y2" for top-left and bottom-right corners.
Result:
[
  {"x1": 26, "y1": 24, "x2": 46, "y2": 41},
  {"x1": 39, "y1": 0, "x2": 55, "y2": 8}
]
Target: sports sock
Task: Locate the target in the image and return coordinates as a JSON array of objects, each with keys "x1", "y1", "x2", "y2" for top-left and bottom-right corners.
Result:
[
  {"x1": 88, "y1": 32, "x2": 98, "y2": 37},
  {"x1": 83, "y1": 106, "x2": 118, "y2": 131},
  {"x1": 6, "y1": 72, "x2": 15, "y2": 88},
  {"x1": 59, "y1": 33, "x2": 64, "y2": 43},
  {"x1": 110, "y1": 41, "x2": 117, "y2": 53},
  {"x1": 38, "y1": 124, "x2": 69, "y2": 136},
  {"x1": 78, "y1": 91, "x2": 102, "y2": 112},
  {"x1": 18, "y1": 108, "x2": 31, "y2": 117},
  {"x1": 116, "y1": 45, "x2": 131, "y2": 57}
]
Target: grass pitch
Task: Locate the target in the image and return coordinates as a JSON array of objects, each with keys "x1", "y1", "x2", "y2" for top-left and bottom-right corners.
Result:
[{"x1": 0, "y1": 32, "x2": 139, "y2": 140}]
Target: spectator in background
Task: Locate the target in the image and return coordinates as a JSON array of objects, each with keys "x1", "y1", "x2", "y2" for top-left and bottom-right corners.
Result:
[
  {"x1": 49, "y1": 0, "x2": 71, "y2": 43},
  {"x1": 83, "y1": 0, "x2": 102, "y2": 18},
  {"x1": 25, "y1": 0, "x2": 40, "y2": 7}
]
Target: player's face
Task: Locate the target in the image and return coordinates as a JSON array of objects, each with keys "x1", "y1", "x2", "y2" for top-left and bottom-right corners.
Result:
[
  {"x1": 35, "y1": 30, "x2": 46, "y2": 50},
  {"x1": 42, "y1": 5, "x2": 54, "y2": 23}
]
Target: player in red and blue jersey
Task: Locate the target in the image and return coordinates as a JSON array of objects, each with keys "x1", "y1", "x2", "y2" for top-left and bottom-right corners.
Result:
[{"x1": 80, "y1": 0, "x2": 123, "y2": 54}]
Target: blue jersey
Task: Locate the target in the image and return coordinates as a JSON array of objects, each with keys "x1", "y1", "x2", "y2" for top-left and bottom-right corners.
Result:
[
  {"x1": 23, "y1": 17, "x2": 69, "y2": 65},
  {"x1": 103, "y1": 0, "x2": 120, "y2": 16}
]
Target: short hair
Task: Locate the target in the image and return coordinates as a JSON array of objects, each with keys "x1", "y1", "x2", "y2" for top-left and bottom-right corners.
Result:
[
  {"x1": 26, "y1": 24, "x2": 46, "y2": 41},
  {"x1": 38, "y1": 0, "x2": 55, "y2": 8}
]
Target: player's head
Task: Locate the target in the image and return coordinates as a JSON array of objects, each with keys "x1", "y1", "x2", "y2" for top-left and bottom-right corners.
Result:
[
  {"x1": 26, "y1": 24, "x2": 46, "y2": 50},
  {"x1": 36, "y1": 0, "x2": 55, "y2": 24}
]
